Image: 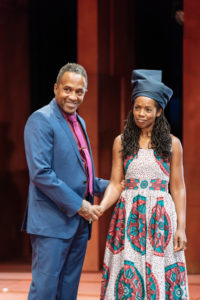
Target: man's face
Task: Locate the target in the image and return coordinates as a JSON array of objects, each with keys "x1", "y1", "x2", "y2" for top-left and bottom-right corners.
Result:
[{"x1": 54, "y1": 71, "x2": 86, "y2": 114}]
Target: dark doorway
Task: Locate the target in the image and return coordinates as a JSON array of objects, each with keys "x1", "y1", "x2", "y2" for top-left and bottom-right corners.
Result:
[
  {"x1": 29, "y1": 0, "x2": 77, "y2": 112},
  {"x1": 134, "y1": 0, "x2": 183, "y2": 140}
]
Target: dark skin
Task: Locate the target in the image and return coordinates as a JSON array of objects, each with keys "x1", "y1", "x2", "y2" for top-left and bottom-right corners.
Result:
[
  {"x1": 54, "y1": 71, "x2": 124, "y2": 222},
  {"x1": 170, "y1": 137, "x2": 187, "y2": 251},
  {"x1": 54, "y1": 71, "x2": 101, "y2": 222},
  {"x1": 100, "y1": 96, "x2": 187, "y2": 252}
]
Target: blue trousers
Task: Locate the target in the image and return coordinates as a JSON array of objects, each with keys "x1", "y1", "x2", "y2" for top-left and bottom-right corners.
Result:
[{"x1": 28, "y1": 218, "x2": 89, "y2": 300}]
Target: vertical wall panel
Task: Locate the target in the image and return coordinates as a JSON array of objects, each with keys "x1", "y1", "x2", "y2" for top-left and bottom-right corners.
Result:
[
  {"x1": 0, "y1": 0, "x2": 30, "y2": 260},
  {"x1": 183, "y1": 0, "x2": 200, "y2": 273},
  {"x1": 77, "y1": 0, "x2": 100, "y2": 271},
  {"x1": 77, "y1": 0, "x2": 135, "y2": 271}
]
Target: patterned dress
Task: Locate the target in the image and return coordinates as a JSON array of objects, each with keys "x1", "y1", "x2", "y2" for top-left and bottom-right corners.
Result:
[{"x1": 100, "y1": 149, "x2": 189, "y2": 300}]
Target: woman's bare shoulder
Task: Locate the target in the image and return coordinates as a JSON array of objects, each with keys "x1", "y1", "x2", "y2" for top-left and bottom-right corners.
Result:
[
  {"x1": 171, "y1": 135, "x2": 183, "y2": 154},
  {"x1": 113, "y1": 134, "x2": 123, "y2": 151}
]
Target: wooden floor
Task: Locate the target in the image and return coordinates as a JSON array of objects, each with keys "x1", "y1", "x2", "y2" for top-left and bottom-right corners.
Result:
[{"x1": 0, "y1": 264, "x2": 200, "y2": 299}]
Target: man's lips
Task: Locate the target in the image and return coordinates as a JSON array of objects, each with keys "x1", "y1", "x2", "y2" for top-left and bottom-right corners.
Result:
[{"x1": 65, "y1": 102, "x2": 77, "y2": 108}]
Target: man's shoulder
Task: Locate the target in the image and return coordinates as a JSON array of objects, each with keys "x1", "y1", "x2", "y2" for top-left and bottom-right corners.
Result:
[{"x1": 28, "y1": 100, "x2": 56, "y2": 121}]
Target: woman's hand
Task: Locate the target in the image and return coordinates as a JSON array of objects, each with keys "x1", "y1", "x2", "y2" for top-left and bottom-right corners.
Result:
[
  {"x1": 174, "y1": 228, "x2": 187, "y2": 252},
  {"x1": 120, "y1": 179, "x2": 126, "y2": 190},
  {"x1": 99, "y1": 135, "x2": 124, "y2": 214},
  {"x1": 99, "y1": 205, "x2": 105, "y2": 216}
]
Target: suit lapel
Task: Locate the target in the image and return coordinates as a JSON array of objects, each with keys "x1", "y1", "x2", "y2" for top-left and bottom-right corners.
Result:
[{"x1": 50, "y1": 99, "x2": 85, "y2": 172}]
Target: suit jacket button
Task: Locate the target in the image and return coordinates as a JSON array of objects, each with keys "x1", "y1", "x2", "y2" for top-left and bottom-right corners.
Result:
[{"x1": 83, "y1": 180, "x2": 87, "y2": 184}]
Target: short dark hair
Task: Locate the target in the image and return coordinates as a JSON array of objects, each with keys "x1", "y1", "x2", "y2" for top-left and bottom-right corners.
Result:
[{"x1": 56, "y1": 63, "x2": 88, "y2": 88}]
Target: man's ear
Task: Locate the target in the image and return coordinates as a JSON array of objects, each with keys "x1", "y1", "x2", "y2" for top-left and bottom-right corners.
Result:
[{"x1": 54, "y1": 83, "x2": 57, "y2": 95}]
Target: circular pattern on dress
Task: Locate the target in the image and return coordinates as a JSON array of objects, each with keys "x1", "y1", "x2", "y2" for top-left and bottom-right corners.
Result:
[
  {"x1": 165, "y1": 262, "x2": 188, "y2": 299},
  {"x1": 115, "y1": 260, "x2": 145, "y2": 300},
  {"x1": 140, "y1": 180, "x2": 148, "y2": 189},
  {"x1": 148, "y1": 198, "x2": 172, "y2": 256},
  {"x1": 106, "y1": 197, "x2": 126, "y2": 254},
  {"x1": 127, "y1": 195, "x2": 147, "y2": 255},
  {"x1": 146, "y1": 262, "x2": 160, "y2": 300},
  {"x1": 100, "y1": 263, "x2": 110, "y2": 300}
]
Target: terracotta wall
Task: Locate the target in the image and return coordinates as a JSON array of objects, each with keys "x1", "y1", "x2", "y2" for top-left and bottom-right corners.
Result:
[
  {"x1": 183, "y1": 0, "x2": 200, "y2": 273},
  {"x1": 0, "y1": 0, "x2": 30, "y2": 260},
  {"x1": 78, "y1": 0, "x2": 135, "y2": 270},
  {"x1": 1, "y1": 0, "x2": 197, "y2": 273},
  {"x1": 78, "y1": 0, "x2": 200, "y2": 273},
  {"x1": 77, "y1": 0, "x2": 100, "y2": 271}
]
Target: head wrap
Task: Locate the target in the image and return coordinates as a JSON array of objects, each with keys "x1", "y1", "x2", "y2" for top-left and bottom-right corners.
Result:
[{"x1": 131, "y1": 69, "x2": 173, "y2": 110}]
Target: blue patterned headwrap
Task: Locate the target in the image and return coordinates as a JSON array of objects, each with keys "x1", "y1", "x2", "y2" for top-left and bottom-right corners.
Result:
[{"x1": 131, "y1": 69, "x2": 173, "y2": 110}]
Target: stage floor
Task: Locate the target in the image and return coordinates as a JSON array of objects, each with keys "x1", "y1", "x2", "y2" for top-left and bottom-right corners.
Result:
[{"x1": 0, "y1": 264, "x2": 200, "y2": 299}]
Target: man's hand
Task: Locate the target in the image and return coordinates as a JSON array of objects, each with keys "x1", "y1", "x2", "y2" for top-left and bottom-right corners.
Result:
[{"x1": 78, "y1": 199, "x2": 102, "y2": 222}]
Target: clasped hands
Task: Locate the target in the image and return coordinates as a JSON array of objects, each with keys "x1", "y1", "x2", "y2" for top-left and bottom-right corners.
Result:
[
  {"x1": 78, "y1": 179, "x2": 126, "y2": 223},
  {"x1": 78, "y1": 199, "x2": 103, "y2": 223}
]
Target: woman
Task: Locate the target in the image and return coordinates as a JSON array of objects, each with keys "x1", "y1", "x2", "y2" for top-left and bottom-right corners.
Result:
[{"x1": 100, "y1": 70, "x2": 189, "y2": 299}]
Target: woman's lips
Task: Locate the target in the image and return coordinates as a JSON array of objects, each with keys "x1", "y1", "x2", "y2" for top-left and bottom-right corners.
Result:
[{"x1": 136, "y1": 119, "x2": 146, "y2": 123}]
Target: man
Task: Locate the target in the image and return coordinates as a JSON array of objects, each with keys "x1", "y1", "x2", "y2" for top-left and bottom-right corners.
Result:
[{"x1": 22, "y1": 63, "x2": 109, "y2": 299}]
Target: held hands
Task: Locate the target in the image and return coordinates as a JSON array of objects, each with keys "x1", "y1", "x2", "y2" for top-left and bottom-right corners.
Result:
[
  {"x1": 78, "y1": 179, "x2": 126, "y2": 223},
  {"x1": 78, "y1": 199, "x2": 103, "y2": 222},
  {"x1": 120, "y1": 179, "x2": 126, "y2": 190},
  {"x1": 174, "y1": 228, "x2": 187, "y2": 252}
]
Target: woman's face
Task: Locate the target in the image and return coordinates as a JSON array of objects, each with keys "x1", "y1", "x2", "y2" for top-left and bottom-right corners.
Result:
[{"x1": 133, "y1": 96, "x2": 162, "y2": 130}]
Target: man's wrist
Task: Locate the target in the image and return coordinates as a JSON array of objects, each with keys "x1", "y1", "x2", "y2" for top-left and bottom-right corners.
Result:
[{"x1": 78, "y1": 199, "x2": 90, "y2": 215}]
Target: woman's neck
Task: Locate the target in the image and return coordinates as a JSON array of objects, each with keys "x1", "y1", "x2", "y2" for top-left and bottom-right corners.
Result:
[
  {"x1": 140, "y1": 129, "x2": 152, "y2": 137},
  {"x1": 139, "y1": 129, "x2": 152, "y2": 149}
]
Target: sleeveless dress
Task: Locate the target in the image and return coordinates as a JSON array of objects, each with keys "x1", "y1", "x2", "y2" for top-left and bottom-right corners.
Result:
[{"x1": 100, "y1": 149, "x2": 189, "y2": 300}]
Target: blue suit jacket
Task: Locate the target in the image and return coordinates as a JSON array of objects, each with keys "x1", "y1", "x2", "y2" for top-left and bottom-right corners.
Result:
[{"x1": 22, "y1": 99, "x2": 109, "y2": 239}]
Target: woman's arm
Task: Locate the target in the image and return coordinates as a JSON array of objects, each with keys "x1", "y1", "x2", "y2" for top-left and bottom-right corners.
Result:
[
  {"x1": 100, "y1": 135, "x2": 124, "y2": 213},
  {"x1": 170, "y1": 136, "x2": 187, "y2": 252}
]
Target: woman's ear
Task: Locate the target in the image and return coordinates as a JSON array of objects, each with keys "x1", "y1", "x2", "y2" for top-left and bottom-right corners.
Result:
[{"x1": 156, "y1": 108, "x2": 162, "y2": 117}]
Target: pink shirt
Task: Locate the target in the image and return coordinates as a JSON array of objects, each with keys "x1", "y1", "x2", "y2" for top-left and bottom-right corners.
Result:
[{"x1": 59, "y1": 107, "x2": 92, "y2": 197}]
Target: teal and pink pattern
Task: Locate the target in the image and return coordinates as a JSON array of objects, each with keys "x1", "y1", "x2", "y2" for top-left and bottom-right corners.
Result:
[
  {"x1": 146, "y1": 262, "x2": 160, "y2": 299},
  {"x1": 165, "y1": 262, "x2": 188, "y2": 299},
  {"x1": 101, "y1": 149, "x2": 189, "y2": 299},
  {"x1": 100, "y1": 263, "x2": 110, "y2": 300},
  {"x1": 106, "y1": 197, "x2": 126, "y2": 254},
  {"x1": 149, "y1": 197, "x2": 172, "y2": 256},
  {"x1": 127, "y1": 195, "x2": 147, "y2": 255},
  {"x1": 115, "y1": 260, "x2": 145, "y2": 299}
]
